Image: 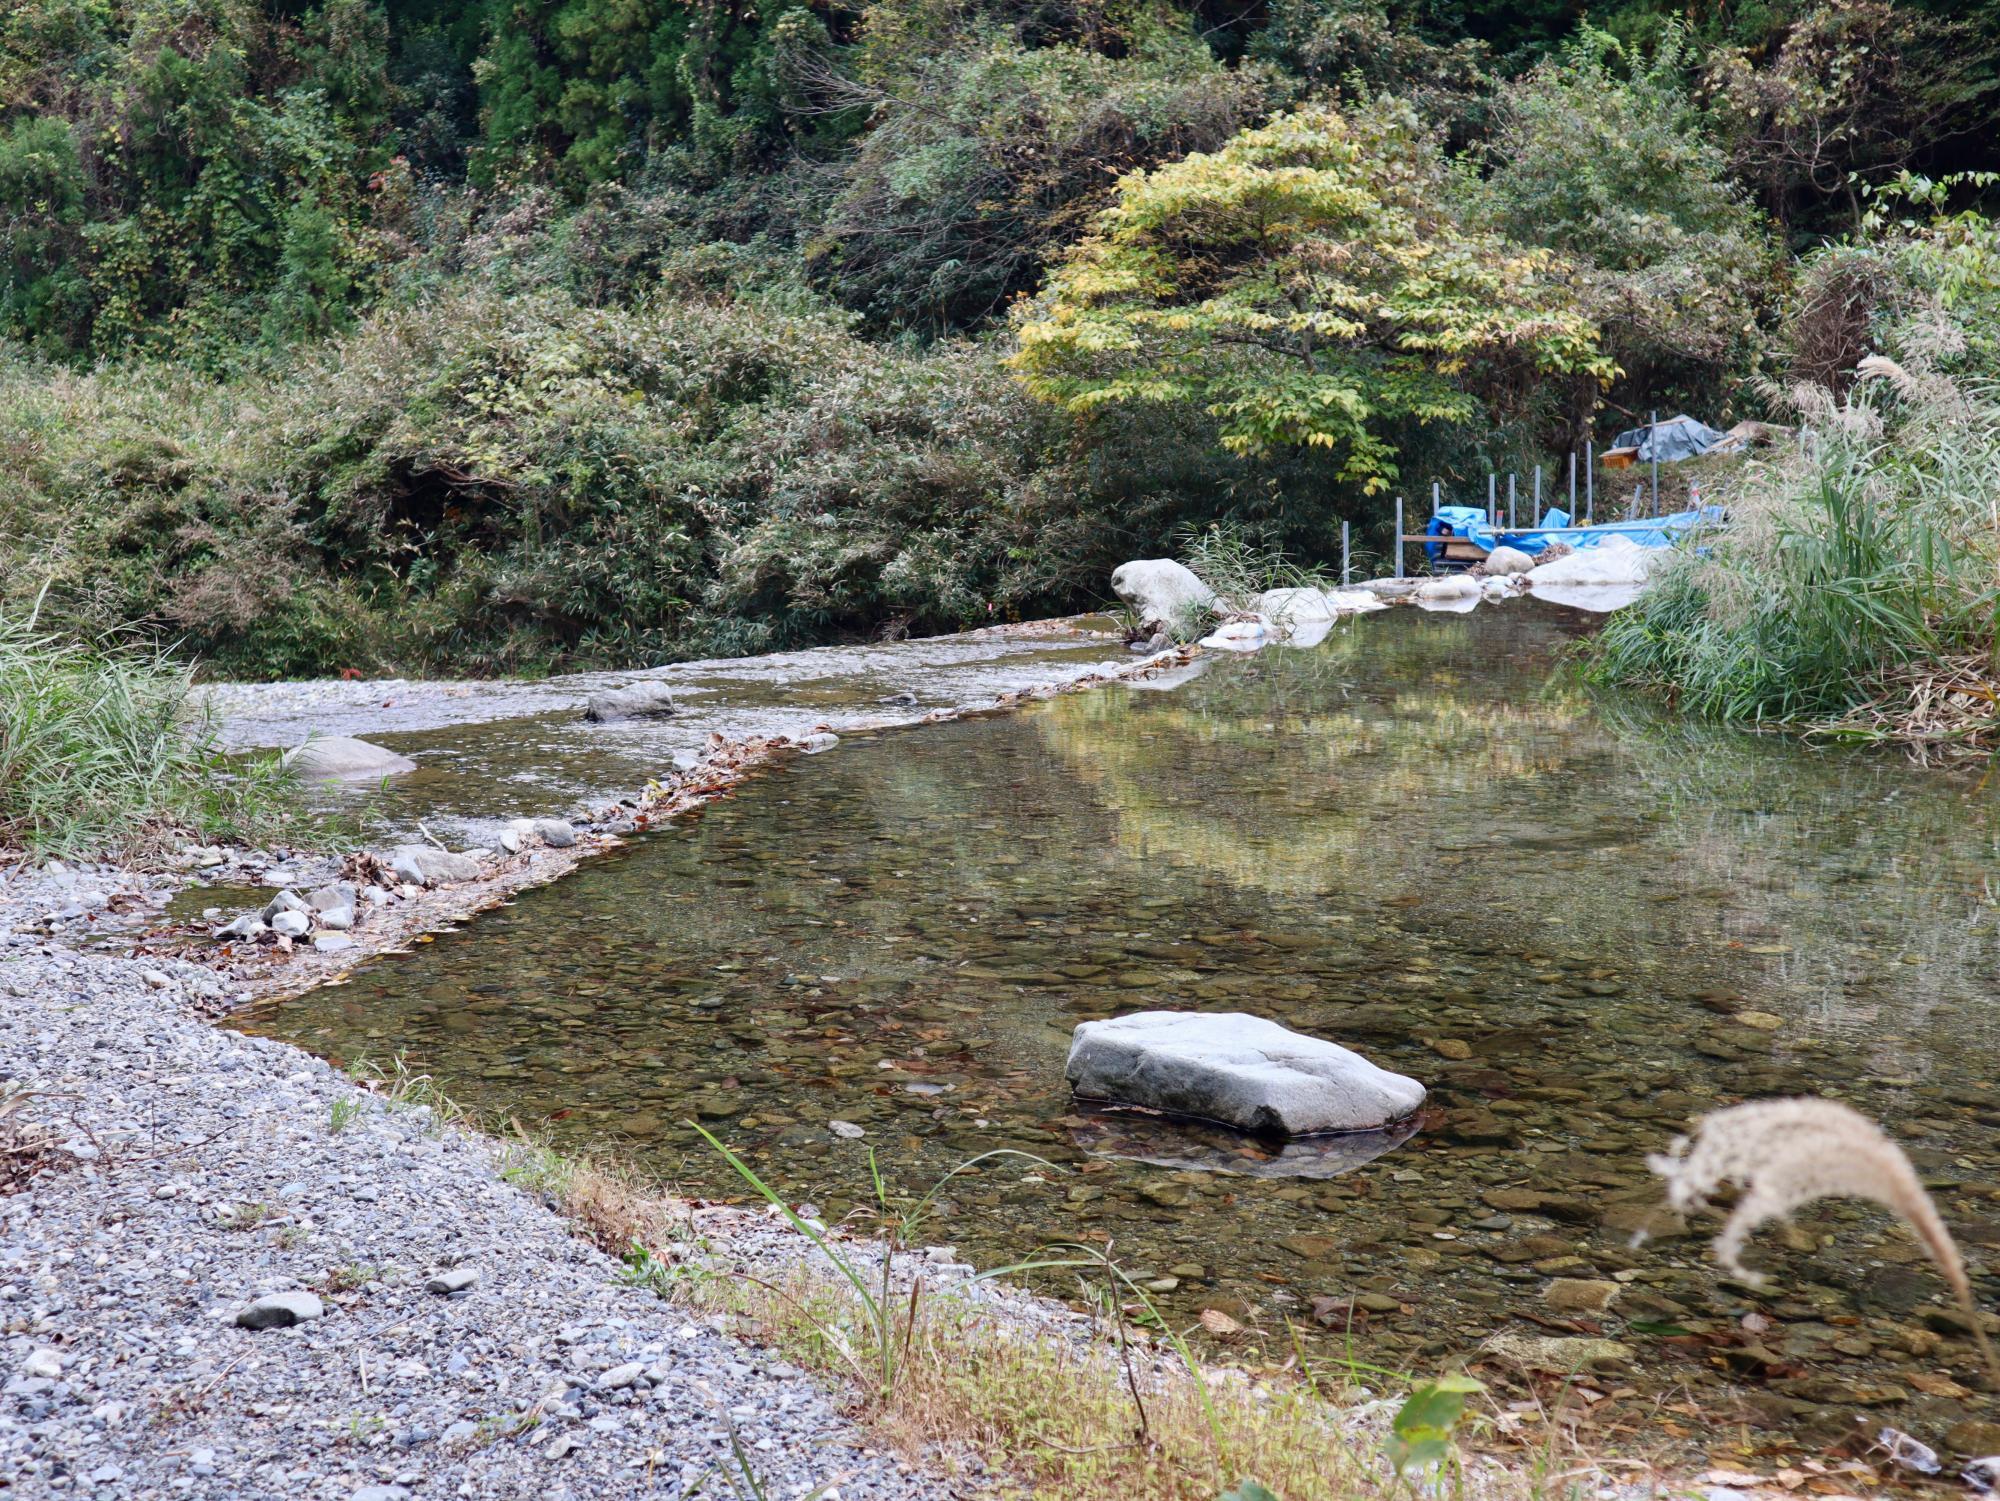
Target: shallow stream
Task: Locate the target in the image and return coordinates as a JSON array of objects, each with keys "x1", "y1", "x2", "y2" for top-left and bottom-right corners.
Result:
[{"x1": 245, "y1": 603, "x2": 2000, "y2": 1457}]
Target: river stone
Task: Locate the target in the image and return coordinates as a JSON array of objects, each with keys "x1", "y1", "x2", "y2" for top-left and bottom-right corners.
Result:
[
  {"x1": 387, "y1": 845, "x2": 483, "y2": 887},
  {"x1": 1110, "y1": 559, "x2": 1215, "y2": 634},
  {"x1": 236, "y1": 1290, "x2": 324, "y2": 1329},
  {"x1": 583, "y1": 682, "x2": 678, "y2": 723},
  {"x1": 262, "y1": 889, "x2": 310, "y2": 922},
  {"x1": 533, "y1": 818, "x2": 577, "y2": 848},
  {"x1": 1479, "y1": 1330, "x2": 1633, "y2": 1373},
  {"x1": 1414, "y1": 574, "x2": 1480, "y2": 603},
  {"x1": 269, "y1": 910, "x2": 310, "y2": 939},
  {"x1": 308, "y1": 882, "x2": 355, "y2": 912},
  {"x1": 212, "y1": 913, "x2": 265, "y2": 941},
  {"x1": 1483, "y1": 545, "x2": 1534, "y2": 576},
  {"x1": 1545, "y1": 1277, "x2": 1621, "y2": 1314},
  {"x1": 1065, "y1": 1011, "x2": 1425, "y2": 1137},
  {"x1": 280, "y1": 735, "x2": 417, "y2": 781}
]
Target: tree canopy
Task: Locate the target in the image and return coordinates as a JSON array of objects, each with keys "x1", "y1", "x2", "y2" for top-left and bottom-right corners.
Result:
[{"x1": 1011, "y1": 102, "x2": 1613, "y2": 492}]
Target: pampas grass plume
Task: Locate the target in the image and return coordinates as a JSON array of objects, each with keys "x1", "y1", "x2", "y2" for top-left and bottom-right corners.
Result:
[{"x1": 1650, "y1": 1097, "x2": 1998, "y2": 1383}]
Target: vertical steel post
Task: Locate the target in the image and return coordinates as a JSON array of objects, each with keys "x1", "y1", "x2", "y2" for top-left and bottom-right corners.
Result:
[
  {"x1": 1431, "y1": 480, "x2": 1440, "y2": 516},
  {"x1": 1487, "y1": 473, "x2": 1496, "y2": 526},
  {"x1": 1533, "y1": 465, "x2": 1542, "y2": 525},
  {"x1": 1649, "y1": 409, "x2": 1659, "y2": 517},
  {"x1": 1394, "y1": 495, "x2": 1404, "y2": 579},
  {"x1": 1507, "y1": 473, "x2": 1516, "y2": 530},
  {"x1": 1341, "y1": 519, "x2": 1350, "y2": 586},
  {"x1": 1586, "y1": 440, "x2": 1594, "y2": 524},
  {"x1": 1568, "y1": 450, "x2": 1576, "y2": 516}
]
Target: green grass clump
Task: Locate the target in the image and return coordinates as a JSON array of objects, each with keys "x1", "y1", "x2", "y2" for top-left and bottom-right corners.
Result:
[
  {"x1": 0, "y1": 611, "x2": 305, "y2": 859},
  {"x1": 1584, "y1": 361, "x2": 2000, "y2": 740}
]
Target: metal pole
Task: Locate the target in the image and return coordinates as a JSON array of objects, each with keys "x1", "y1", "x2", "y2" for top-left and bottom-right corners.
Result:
[
  {"x1": 1649, "y1": 409, "x2": 1659, "y2": 518},
  {"x1": 1431, "y1": 480, "x2": 1440, "y2": 517},
  {"x1": 1341, "y1": 519, "x2": 1350, "y2": 586},
  {"x1": 1394, "y1": 495, "x2": 1403, "y2": 579},
  {"x1": 1507, "y1": 473, "x2": 1516, "y2": 530},
  {"x1": 1568, "y1": 451, "x2": 1576, "y2": 516},
  {"x1": 1533, "y1": 465, "x2": 1542, "y2": 525},
  {"x1": 1586, "y1": 441, "x2": 1594, "y2": 524},
  {"x1": 1487, "y1": 474, "x2": 1496, "y2": 527}
]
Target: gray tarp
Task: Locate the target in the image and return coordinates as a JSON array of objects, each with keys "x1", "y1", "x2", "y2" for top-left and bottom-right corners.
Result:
[{"x1": 1611, "y1": 414, "x2": 1727, "y2": 463}]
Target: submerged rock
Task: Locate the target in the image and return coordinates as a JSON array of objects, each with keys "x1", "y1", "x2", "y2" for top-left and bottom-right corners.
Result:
[
  {"x1": 583, "y1": 681, "x2": 679, "y2": 723},
  {"x1": 1066, "y1": 1011, "x2": 1426, "y2": 1137},
  {"x1": 1479, "y1": 1330, "x2": 1634, "y2": 1373},
  {"x1": 1070, "y1": 1107, "x2": 1417, "y2": 1178},
  {"x1": 1110, "y1": 559, "x2": 1215, "y2": 635},
  {"x1": 280, "y1": 735, "x2": 417, "y2": 781}
]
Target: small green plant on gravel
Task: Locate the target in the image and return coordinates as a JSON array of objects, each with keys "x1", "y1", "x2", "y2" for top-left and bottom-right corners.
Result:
[
  {"x1": 327, "y1": 1096, "x2": 363, "y2": 1134},
  {"x1": 321, "y1": 1262, "x2": 384, "y2": 1293},
  {"x1": 0, "y1": 602, "x2": 314, "y2": 859},
  {"x1": 214, "y1": 1200, "x2": 274, "y2": 1231},
  {"x1": 349, "y1": 1055, "x2": 467, "y2": 1133}
]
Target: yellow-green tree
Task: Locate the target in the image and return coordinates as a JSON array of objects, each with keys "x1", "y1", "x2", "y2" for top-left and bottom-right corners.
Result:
[{"x1": 1011, "y1": 101, "x2": 1613, "y2": 493}]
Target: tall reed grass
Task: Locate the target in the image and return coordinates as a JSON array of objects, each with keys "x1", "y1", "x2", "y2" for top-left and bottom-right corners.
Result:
[
  {"x1": 0, "y1": 611, "x2": 304, "y2": 858},
  {"x1": 1586, "y1": 360, "x2": 2000, "y2": 742}
]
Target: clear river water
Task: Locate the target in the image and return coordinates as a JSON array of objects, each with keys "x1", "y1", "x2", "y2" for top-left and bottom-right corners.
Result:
[{"x1": 243, "y1": 602, "x2": 2000, "y2": 1458}]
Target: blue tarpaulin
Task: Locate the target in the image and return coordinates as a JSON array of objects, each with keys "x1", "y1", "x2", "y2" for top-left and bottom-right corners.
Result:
[{"x1": 1425, "y1": 503, "x2": 1725, "y2": 563}]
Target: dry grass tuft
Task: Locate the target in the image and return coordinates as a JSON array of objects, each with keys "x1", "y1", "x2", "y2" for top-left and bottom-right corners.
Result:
[
  {"x1": 0, "y1": 1086, "x2": 73, "y2": 1194},
  {"x1": 1649, "y1": 1097, "x2": 1999, "y2": 1382},
  {"x1": 497, "y1": 1126, "x2": 686, "y2": 1254}
]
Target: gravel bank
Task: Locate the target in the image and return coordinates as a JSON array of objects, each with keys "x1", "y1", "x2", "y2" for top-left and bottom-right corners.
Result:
[{"x1": 2, "y1": 942, "x2": 962, "y2": 1500}]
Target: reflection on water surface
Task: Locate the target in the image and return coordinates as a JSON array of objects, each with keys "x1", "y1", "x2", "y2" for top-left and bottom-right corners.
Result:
[{"x1": 246, "y1": 603, "x2": 2000, "y2": 1453}]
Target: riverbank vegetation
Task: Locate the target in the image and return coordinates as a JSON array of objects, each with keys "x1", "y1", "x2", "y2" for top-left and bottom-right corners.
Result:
[
  {"x1": 0, "y1": 609, "x2": 304, "y2": 856},
  {"x1": 3, "y1": 0, "x2": 1999, "y2": 691},
  {"x1": 1585, "y1": 195, "x2": 2000, "y2": 754},
  {"x1": 493, "y1": 1124, "x2": 1550, "y2": 1501}
]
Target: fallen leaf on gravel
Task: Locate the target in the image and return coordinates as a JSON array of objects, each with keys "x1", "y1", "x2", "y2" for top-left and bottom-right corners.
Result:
[{"x1": 1199, "y1": 1309, "x2": 1242, "y2": 1336}]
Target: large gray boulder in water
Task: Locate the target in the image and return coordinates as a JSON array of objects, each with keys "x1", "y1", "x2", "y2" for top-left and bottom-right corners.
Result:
[
  {"x1": 281, "y1": 735, "x2": 417, "y2": 781},
  {"x1": 1110, "y1": 560, "x2": 1215, "y2": 635},
  {"x1": 584, "y1": 682, "x2": 679, "y2": 723},
  {"x1": 1066, "y1": 1011, "x2": 1425, "y2": 1137}
]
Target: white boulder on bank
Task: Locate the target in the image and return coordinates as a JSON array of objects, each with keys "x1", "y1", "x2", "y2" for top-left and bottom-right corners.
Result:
[
  {"x1": 1412, "y1": 574, "x2": 1481, "y2": 612},
  {"x1": 1481, "y1": 545, "x2": 1535, "y2": 576},
  {"x1": 1066, "y1": 1011, "x2": 1426, "y2": 1137},
  {"x1": 1525, "y1": 534, "x2": 1660, "y2": 588},
  {"x1": 281, "y1": 735, "x2": 416, "y2": 781},
  {"x1": 1111, "y1": 560, "x2": 1215, "y2": 635}
]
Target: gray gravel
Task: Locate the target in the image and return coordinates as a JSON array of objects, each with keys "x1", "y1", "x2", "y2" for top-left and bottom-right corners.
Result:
[{"x1": 1, "y1": 940, "x2": 968, "y2": 1500}]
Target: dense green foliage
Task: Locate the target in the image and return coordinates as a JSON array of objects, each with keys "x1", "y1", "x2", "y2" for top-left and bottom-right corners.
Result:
[
  {"x1": 1585, "y1": 192, "x2": 2000, "y2": 741},
  {"x1": 3, "y1": 0, "x2": 1998, "y2": 678},
  {"x1": 1013, "y1": 101, "x2": 1611, "y2": 494}
]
